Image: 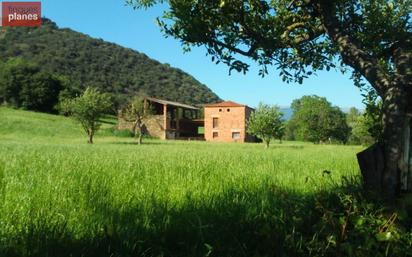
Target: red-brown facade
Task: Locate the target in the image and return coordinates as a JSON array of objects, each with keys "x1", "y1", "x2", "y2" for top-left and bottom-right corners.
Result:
[{"x1": 204, "y1": 101, "x2": 255, "y2": 143}]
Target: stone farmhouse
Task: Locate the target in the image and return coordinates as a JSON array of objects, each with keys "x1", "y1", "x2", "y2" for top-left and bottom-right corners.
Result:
[
  {"x1": 118, "y1": 97, "x2": 257, "y2": 143},
  {"x1": 118, "y1": 97, "x2": 203, "y2": 140}
]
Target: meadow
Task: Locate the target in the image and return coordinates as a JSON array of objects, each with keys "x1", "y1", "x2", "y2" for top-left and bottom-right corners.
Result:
[{"x1": 0, "y1": 107, "x2": 411, "y2": 257}]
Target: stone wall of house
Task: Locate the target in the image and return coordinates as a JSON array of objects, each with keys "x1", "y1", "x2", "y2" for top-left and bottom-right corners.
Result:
[
  {"x1": 117, "y1": 115, "x2": 165, "y2": 139},
  {"x1": 144, "y1": 115, "x2": 166, "y2": 139}
]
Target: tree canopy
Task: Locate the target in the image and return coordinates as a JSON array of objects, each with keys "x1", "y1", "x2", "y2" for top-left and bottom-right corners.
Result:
[
  {"x1": 122, "y1": 94, "x2": 153, "y2": 144},
  {"x1": 69, "y1": 88, "x2": 112, "y2": 144},
  {"x1": 247, "y1": 103, "x2": 284, "y2": 148},
  {"x1": 347, "y1": 108, "x2": 376, "y2": 146},
  {"x1": 287, "y1": 95, "x2": 350, "y2": 143},
  {"x1": 129, "y1": 0, "x2": 411, "y2": 88},
  {"x1": 0, "y1": 58, "x2": 63, "y2": 113}
]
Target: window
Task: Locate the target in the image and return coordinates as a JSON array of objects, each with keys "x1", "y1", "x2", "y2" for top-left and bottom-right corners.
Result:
[
  {"x1": 219, "y1": 108, "x2": 222, "y2": 112},
  {"x1": 213, "y1": 117, "x2": 219, "y2": 128},
  {"x1": 227, "y1": 108, "x2": 230, "y2": 112},
  {"x1": 213, "y1": 132, "x2": 219, "y2": 138},
  {"x1": 232, "y1": 132, "x2": 241, "y2": 140}
]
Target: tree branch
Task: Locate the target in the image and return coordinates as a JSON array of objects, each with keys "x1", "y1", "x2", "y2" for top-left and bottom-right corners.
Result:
[
  {"x1": 281, "y1": 23, "x2": 325, "y2": 46},
  {"x1": 211, "y1": 39, "x2": 257, "y2": 58},
  {"x1": 315, "y1": 2, "x2": 390, "y2": 96}
]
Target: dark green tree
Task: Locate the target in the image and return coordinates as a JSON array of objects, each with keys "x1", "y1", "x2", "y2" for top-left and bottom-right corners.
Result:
[
  {"x1": 347, "y1": 107, "x2": 361, "y2": 127},
  {"x1": 130, "y1": 0, "x2": 412, "y2": 198},
  {"x1": 19, "y1": 71, "x2": 63, "y2": 112},
  {"x1": 0, "y1": 58, "x2": 38, "y2": 107},
  {"x1": 247, "y1": 103, "x2": 284, "y2": 148},
  {"x1": 288, "y1": 95, "x2": 350, "y2": 143},
  {"x1": 0, "y1": 58, "x2": 62, "y2": 113},
  {"x1": 349, "y1": 115, "x2": 376, "y2": 146}
]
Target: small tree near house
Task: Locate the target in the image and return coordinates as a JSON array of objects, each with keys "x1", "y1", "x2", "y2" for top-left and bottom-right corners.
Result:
[
  {"x1": 275, "y1": 124, "x2": 286, "y2": 144},
  {"x1": 248, "y1": 103, "x2": 284, "y2": 148},
  {"x1": 69, "y1": 87, "x2": 111, "y2": 144},
  {"x1": 122, "y1": 95, "x2": 152, "y2": 145}
]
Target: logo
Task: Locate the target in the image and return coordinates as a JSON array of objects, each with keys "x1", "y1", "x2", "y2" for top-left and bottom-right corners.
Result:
[{"x1": 2, "y1": 2, "x2": 41, "y2": 27}]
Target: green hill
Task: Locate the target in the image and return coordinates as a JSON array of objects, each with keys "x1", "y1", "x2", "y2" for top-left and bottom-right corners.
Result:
[{"x1": 0, "y1": 19, "x2": 220, "y2": 107}]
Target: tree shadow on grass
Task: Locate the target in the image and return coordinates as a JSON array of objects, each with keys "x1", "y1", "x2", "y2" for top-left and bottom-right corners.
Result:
[
  {"x1": 0, "y1": 178, "x2": 404, "y2": 257},
  {"x1": 110, "y1": 141, "x2": 167, "y2": 146}
]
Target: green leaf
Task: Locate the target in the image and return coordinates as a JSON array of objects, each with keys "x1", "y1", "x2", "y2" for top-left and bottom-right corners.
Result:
[{"x1": 376, "y1": 232, "x2": 393, "y2": 242}]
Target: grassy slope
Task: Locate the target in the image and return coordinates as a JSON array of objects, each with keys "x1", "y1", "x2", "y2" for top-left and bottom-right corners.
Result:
[{"x1": 0, "y1": 108, "x2": 372, "y2": 256}]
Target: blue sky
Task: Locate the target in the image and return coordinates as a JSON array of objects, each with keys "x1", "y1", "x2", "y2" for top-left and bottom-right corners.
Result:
[{"x1": 37, "y1": 0, "x2": 364, "y2": 109}]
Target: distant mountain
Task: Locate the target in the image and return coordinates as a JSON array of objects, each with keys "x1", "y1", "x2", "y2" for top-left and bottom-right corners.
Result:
[
  {"x1": 280, "y1": 107, "x2": 293, "y2": 120},
  {"x1": 0, "y1": 18, "x2": 221, "y2": 107}
]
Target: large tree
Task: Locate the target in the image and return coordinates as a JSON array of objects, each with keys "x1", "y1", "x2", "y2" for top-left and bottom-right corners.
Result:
[
  {"x1": 130, "y1": 0, "x2": 411, "y2": 198},
  {"x1": 0, "y1": 58, "x2": 63, "y2": 113},
  {"x1": 288, "y1": 95, "x2": 350, "y2": 143}
]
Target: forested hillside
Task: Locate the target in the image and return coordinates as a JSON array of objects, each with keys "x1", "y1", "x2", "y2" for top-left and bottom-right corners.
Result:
[{"x1": 0, "y1": 18, "x2": 220, "y2": 107}]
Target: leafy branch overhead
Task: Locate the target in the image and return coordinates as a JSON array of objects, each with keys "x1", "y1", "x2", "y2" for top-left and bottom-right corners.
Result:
[{"x1": 129, "y1": 0, "x2": 411, "y2": 86}]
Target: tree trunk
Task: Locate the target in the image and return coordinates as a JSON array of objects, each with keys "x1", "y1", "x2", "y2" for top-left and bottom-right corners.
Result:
[
  {"x1": 315, "y1": 2, "x2": 412, "y2": 199},
  {"x1": 358, "y1": 86, "x2": 412, "y2": 201},
  {"x1": 408, "y1": 118, "x2": 412, "y2": 191},
  {"x1": 357, "y1": 143, "x2": 384, "y2": 192},
  {"x1": 132, "y1": 120, "x2": 138, "y2": 137},
  {"x1": 133, "y1": 119, "x2": 144, "y2": 145},
  {"x1": 88, "y1": 130, "x2": 94, "y2": 144},
  {"x1": 265, "y1": 140, "x2": 270, "y2": 148},
  {"x1": 381, "y1": 86, "x2": 408, "y2": 199},
  {"x1": 358, "y1": 86, "x2": 409, "y2": 200}
]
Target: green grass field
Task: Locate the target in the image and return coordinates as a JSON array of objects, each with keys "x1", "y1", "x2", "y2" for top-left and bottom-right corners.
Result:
[{"x1": 1, "y1": 107, "x2": 410, "y2": 257}]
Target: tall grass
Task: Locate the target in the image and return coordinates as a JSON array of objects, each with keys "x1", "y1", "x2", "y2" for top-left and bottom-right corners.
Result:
[{"x1": 0, "y1": 107, "x2": 411, "y2": 257}]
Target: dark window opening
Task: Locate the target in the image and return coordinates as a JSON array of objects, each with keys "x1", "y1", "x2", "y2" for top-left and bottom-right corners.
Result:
[
  {"x1": 232, "y1": 132, "x2": 240, "y2": 139},
  {"x1": 227, "y1": 108, "x2": 230, "y2": 112},
  {"x1": 213, "y1": 132, "x2": 219, "y2": 138},
  {"x1": 213, "y1": 117, "x2": 219, "y2": 129}
]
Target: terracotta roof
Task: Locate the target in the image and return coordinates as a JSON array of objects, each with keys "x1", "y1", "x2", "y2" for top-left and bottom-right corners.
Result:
[
  {"x1": 146, "y1": 97, "x2": 199, "y2": 110},
  {"x1": 203, "y1": 101, "x2": 246, "y2": 108}
]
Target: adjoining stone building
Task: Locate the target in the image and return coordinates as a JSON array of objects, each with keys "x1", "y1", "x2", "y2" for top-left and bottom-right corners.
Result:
[
  {"x1": 118, "y1": 97, "x2": 256, "y2": 143},
  {"x1": 203, "y1": 101, "x2": 256, "y2": 143},
  {"x1": 118, "y1": 97, "x2": 203, "y2": 140}
]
